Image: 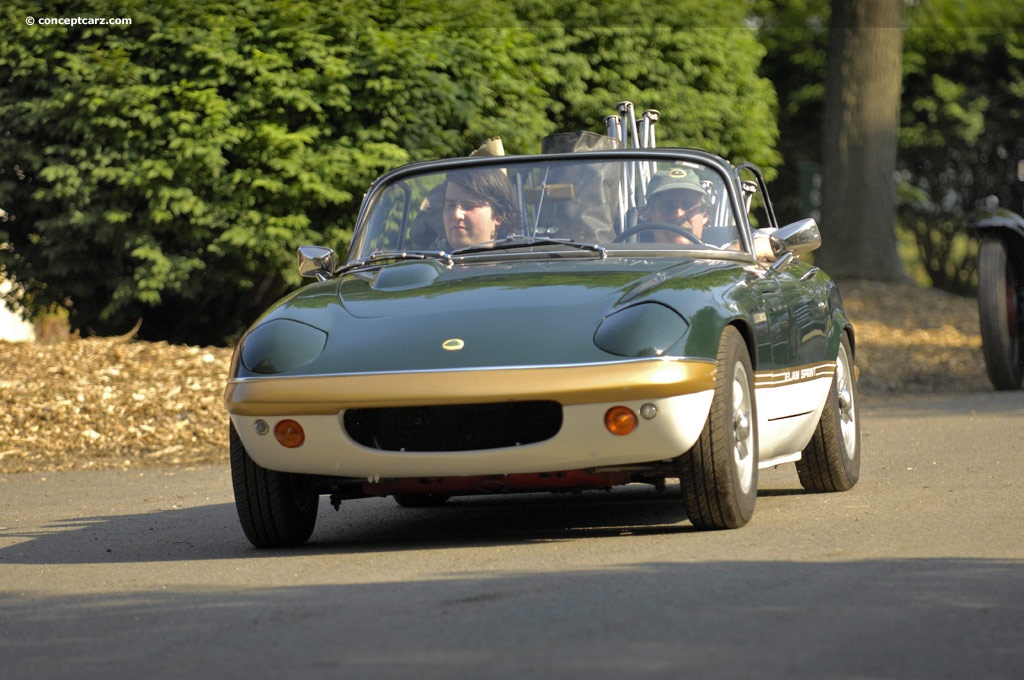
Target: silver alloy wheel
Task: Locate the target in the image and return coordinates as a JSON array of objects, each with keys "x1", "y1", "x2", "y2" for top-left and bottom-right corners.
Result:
[
  {"x1": 732, "y1": 361, "x2": 755, "y2": 494},
  {"x1": 836, "y1": 343, "x2": 857, "y2": 459}
]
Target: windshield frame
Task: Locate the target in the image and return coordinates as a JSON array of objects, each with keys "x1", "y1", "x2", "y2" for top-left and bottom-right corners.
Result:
[{"x1": 347, "y1": 148, "x2": 763, "y2": 264}]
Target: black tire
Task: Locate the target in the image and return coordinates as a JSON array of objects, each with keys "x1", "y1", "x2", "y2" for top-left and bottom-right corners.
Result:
[
  {"x1": 393, "y1": 493, "x2": 450, "y2": 508},
  {"x1": 230, "y1": 424, "x2": 319, "y2": 548},
  {"x1": 977, "y1": 235, "x2": 1024, "y2": 390},
  {"x1": 797, "y1": 333, "x2": 860, "y2": 492},
  {"x1": 678, "y1": 326, "x2": 758, "y2": 530}
]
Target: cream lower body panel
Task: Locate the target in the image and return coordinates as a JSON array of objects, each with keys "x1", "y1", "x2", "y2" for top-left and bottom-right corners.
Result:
[
  {"x1": 231, "y1": 391, "x2": 714, "y2": 479},
  {"x1": 755, "y1": 375, "x2": 833, "y2": 463}
]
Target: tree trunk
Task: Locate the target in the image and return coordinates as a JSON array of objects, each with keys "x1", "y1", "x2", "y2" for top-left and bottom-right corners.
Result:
[{"x1": 817, "y1": 0, "x2": 906, "y2": 280}]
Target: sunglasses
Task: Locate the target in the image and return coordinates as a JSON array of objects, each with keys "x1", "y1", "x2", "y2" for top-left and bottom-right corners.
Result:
[{"x1": 649, "y1": 196, "x2": 706, "y2": 216}]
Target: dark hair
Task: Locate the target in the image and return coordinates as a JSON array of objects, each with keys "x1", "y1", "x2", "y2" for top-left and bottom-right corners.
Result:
[{"x1": 445, "y1": 168, "x2": 521, "y2": 237}]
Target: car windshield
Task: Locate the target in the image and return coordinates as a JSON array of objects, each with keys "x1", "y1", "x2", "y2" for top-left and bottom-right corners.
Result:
[{"x1": 348, "y1": 152, "x2": 752, "y2": 262}]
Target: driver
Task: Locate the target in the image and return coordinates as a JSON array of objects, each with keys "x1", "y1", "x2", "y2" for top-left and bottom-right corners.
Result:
[
  {"x1": 641, "y1": 167, "x2": 781, "y2": 261},
  {"x1": 642, "y1": 167, "x2": 712, "y2": 244}
]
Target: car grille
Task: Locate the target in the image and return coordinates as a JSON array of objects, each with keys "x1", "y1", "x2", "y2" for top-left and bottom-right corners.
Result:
[{"x1": 343, "y1": 401, "x2": 563, "y2": 452}]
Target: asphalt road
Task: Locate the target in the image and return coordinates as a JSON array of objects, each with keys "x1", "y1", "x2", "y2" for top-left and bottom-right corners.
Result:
[{"x1": 2, "y1": 391, "x2": 1023, "y2": 679}]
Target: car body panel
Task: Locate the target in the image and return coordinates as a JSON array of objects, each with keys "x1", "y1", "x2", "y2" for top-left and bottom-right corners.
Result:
[
  {"x1": 235, "y1": 258, "x2": 761, "y2": 375},
  {"x1": 231, "y1": 391, "x2": 716, "y2": 479}
]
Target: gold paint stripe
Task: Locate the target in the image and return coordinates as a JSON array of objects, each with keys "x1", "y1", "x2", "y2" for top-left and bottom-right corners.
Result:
[
  {"x1": 755, "y1": 361, "x2": 836, "y2": 388},
  {"x1": 225, "y1": 359, "x2": 717, "y2": 416}
]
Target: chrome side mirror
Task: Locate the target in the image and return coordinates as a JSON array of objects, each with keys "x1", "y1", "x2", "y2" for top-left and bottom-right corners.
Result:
[
  {"x1": 773, "y1": 218, "x2": 821, "y2": 256},
  {"x1": 297, "y1": 245, "x2": 336, "y2": 282},
  {"x1": 763, "y1": 219, "x2": 821, "y2": 276}
]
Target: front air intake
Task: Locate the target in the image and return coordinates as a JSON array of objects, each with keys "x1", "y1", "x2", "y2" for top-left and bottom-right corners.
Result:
[{"x1": 344, "y1": 401, "x2": 563, "y2": 452}]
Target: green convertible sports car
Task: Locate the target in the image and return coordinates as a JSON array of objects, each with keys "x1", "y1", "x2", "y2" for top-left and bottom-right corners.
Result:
[{"x1": 225, "y1": 137, "x2": 860, "y2": 548}]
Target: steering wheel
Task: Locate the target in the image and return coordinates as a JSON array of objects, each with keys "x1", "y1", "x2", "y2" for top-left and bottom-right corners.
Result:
[{"x1": 612, "y1": 221, "x2": 704, "y2": 245}]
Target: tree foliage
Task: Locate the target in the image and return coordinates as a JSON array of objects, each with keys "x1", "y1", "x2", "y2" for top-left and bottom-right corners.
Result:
[
  {"x1": 751, "y1": 0, "x2": 830, "y2": 222},
  {"x1": 898, "y1": 0, "x2": 1024, "y2": 293},
  {"x1": 516, "y1": 0, "x2": 780, "y2": 170},
  {"x1": 755, "y1": 0, "x2": 1024, "y2": 293},
  {"x1": 1, "y1": 0, "x2": 780, "y2": 343}
]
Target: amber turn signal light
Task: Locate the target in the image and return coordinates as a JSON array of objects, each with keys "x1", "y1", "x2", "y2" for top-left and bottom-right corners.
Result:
[
  {"x1": 274, "y1": 419, "x2": 306, "y2": 448},
  {"x1": 604, "y1": 406, "x2": 638, "y2": 436}
]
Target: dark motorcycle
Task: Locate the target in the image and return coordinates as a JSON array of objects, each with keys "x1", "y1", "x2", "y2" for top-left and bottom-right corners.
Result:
[{"x1": 968, "y1": 202, "x2": 1024, "y2": 390}]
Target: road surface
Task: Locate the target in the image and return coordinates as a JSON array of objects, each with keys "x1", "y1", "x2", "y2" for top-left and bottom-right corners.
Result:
[{"x1": 2, "y1": 391, "x2": 1023, "y2": 679}]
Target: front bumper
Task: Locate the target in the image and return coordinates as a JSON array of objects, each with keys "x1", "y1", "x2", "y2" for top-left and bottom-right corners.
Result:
[{"x1": 226, "y1": 358, "x2": 716, "y2": 479}]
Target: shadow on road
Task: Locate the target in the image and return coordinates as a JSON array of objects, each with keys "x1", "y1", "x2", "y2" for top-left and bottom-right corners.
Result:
[
  {"x1": 0, "y1": 468, "x2": 845, "y2": 564},
  {"x1": 0, "y1": 485, "x2": 703, "y2": 563},
  {"x1": 1, "y1": 554, "x2": 1021, "y2": 679}
]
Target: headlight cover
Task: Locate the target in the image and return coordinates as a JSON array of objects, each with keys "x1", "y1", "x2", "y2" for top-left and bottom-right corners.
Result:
[
  {"x1": 593, "y1": 303, "x2": 688, "y2": 357},
  {"x1": 240, "y1": 318, "x2": 328, "y2": 375}
]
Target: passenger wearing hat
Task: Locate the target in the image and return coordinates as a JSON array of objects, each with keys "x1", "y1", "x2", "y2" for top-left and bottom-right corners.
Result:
[{"x1": 643, "y1": 167, "x2": 714, "y2": 245}]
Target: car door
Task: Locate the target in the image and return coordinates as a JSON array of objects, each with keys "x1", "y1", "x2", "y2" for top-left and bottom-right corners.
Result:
[{"x1": 740, "y1": 167, "x2": 832, "y2": 457}]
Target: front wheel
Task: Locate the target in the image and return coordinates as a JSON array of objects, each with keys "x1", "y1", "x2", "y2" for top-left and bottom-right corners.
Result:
[
  {"x1": 977, "y1": 235, "x2": 1024, "y2": 390},
  {"x1": 230, "y1": 424, "x2": 319, "y2": 548},
  {"x1": 677, "y1": 326, "x2": 758, "y2": 530},
  {"x1": 797, "y1": 332, "x2": 860, "y2": 492}
]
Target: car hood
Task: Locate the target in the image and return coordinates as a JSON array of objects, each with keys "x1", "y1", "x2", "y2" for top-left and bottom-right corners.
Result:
[
  {"x1": 340, "y1": 260, "x2": 637, "y2": 318},
  {"x1": 238, "y1": 257, "x2": 738, "y2": 376}
]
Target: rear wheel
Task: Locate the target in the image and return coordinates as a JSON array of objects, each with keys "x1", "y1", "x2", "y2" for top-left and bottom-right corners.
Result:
[
  {"x1": 977, "y1": 235, "x2": 1024, "y2": 390},
  {"x1": 797, "y1": 333, "x2": 860, "y2": 492},
  {"x1": 230, "y1": 424, "x2": 319, "y2": 548},
  {"x1": 678, "y1": 326, "x2": 758, "y2": 530}
]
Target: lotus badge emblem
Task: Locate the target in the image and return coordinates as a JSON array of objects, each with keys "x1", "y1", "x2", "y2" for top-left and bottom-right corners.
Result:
[{"x1": 442, "y1": 338, "x2": 465, "y2": 351}]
